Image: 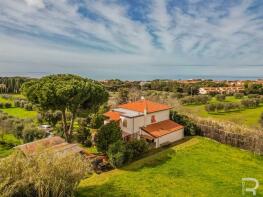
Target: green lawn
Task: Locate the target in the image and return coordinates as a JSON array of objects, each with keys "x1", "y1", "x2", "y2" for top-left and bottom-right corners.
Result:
[
  {"x1": 1, "y1": 107, "x2": 37, "y2": 119},
  {"x1": 0, "y1": 94, "x2": 37, "y2": 119},
  {"x1": 77, "y1": 137, "x2": 263, "y2": 197},
  {"x1": 183, "y1": 96, "x2": 263, "y2": 128}
]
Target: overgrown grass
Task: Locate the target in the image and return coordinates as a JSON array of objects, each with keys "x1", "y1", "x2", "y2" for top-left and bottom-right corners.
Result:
[
  {"x1": 0, "y1": 145, "x2": 13, "y2": 158},
  {"x1": 77, "y1": 137, "x2": 263, "y2": 197}
]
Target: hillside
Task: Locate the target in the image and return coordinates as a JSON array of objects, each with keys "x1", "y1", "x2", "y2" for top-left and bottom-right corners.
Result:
[{"x1": 78, "y1": 137, "x2": 263, "y2": 197}]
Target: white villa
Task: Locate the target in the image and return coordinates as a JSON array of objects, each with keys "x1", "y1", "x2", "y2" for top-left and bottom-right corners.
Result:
[{"x1": 104, "y1": 99, "x2": 184, "y2": 148}]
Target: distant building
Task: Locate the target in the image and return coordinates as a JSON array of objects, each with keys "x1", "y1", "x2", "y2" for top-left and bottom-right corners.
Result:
[
  {"x1": 199, "y1": 86, "x2": 244, "y2": 95},
  {"x1": 104, "y1": 99, "x2": 184, "y2": 148}
]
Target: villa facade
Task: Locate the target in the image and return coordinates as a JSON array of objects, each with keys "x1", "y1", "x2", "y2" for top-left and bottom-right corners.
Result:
[{"x1": 104, "y1": 99, "x2": 184, "y2": 148}]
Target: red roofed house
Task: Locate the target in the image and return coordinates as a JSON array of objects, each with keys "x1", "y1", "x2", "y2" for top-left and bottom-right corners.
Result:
[{"x1": 104, "y1": 99, "x2": 184, "y2": 148}]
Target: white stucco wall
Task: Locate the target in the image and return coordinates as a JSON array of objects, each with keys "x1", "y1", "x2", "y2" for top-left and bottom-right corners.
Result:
[
  {"x1": 154, "y1": 128, "x2": 184, "y2": 148},
  {"x1": 119, "y1": 110, "x2": 170, "y2": 134}
]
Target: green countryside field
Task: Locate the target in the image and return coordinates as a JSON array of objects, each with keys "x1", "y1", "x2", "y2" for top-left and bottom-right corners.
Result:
[
  {"x1": 0, "y1": 95, "x2": 37, "y2": 119},
  {"x1": 181, "y1": 96, "x2": 263, "y2": 128},
  {"x1": 78, "y1": 137, "x2": 263, "y2": 197}
]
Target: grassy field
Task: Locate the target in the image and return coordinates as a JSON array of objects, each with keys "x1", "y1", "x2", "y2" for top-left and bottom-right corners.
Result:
[
  {"x1": 1, "y1": 107, "x2": 37, "y2": 119},
  {"x1": 0, "y1": 94, "x2": 37, "y2": 119},
  {"x1": 183, "y1": 96, "x2": 263, "y2": 128},
  {"x1": 77, "y1": 137, "x2": 263, "y2": 197}
]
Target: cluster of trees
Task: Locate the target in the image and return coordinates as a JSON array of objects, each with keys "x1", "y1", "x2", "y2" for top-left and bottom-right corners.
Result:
[
  {"x1": 205, "y1": 102, "x2": 241, "y2": 113},
  {"x1": 234, "y1": 93, "x2": 244, "y2": 99},
  {"x1": 96, "y1": 122, "x2": 149, "y2": 167},
  {"x1": 241, "y1": 98, "x2": 261, "y2": 108},
  {"x1": 180, "y1": 95, "x2": 211, "y2": 105},
  {"x1": 117, "y1": 87, "x2": 142, "y2": 104},
  {"x1": 244, "y1": 83, "x2": 263, "y2": 95},
  {"x1": 0, "y1": 111, "x2": 47, "y2": 145},
  {"x1": 14, "y1": 99, "x2": 34, "y2": 111},
  {"x1": 102, "y1": 79, "x2": 141, "y2": 92},
  {"x1": 22, "y1": 74, "x2": 108, "y2": 142},
  {"x1": 215, "y1": 94, "x2": 226, "y2": 101},
  {"x1": 0, "y1": 77, "x2": 30, "y2": 93},
  {"x1": 143, "y1": 80, "x2": 228, "y2": 95},
  {"x1": 0, "y1": 151, "x2": 90, "y2": 197}
]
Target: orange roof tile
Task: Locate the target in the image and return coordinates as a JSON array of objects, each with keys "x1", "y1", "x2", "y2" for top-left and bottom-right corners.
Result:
[
  {"x1": 142, "y1": 120, "x2": 183, "y2": 138},
  {"x1": 118, "y1": 99, "x2": 172, "y2": 113},
  {"x1": 104, "y1": 111, "x2": 121, "y2": 121}
]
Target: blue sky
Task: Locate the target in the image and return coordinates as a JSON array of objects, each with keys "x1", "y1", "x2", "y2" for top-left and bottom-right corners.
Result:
[{"x1": 0, "y1": 0, "x2": 263, "y2": 80}]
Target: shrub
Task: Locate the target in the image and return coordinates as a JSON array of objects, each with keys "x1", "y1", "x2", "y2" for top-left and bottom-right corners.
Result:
[
  {"x1": 4, "y1": 102, "x2": 12, "y2": 108},
  {"x1": 248, "y1": 94, "x2": 260, "y2": 98},
  {"x1": 107, "y1": 140, "x2": 126, "y2": 168},
  {"x1": 0, "y1": 151, "x2": 90, "y2": 197},
  {"x1": 124, "y1": 139, "x2": 148, "y2": 162},
  {"x1": 96, "y1": 122, "x2": 122, "y2": 153},
  {"x1": 0, "y1": 102, "x2": 3, "y2": 108},
  {"x1": 234, "y1": 93, "x2": 244, "y2": 99},
  {"x1": 215, "y1": 94, "x2": 225, "y2": 101},
  {"x1": 90, "y1": 113, "x2": 104, "y2": 129},
  {"x1": 22, "y1": 126, "x2": 47, "y2": 143},
  {"x1": 170, "y1": 111, "x2": 199, "y2": 136},
  {"x1": 24, "y1": 103, "x2": 33, "y2": 111},
  {"x1": 14, "y1": 100, "x2": 21, "y2": 107},
  {"x1": 241, "y1": 98, "x2": 260, "y2": 108},
  {"x1": 205, "y1": 103, "x2": 216, "y2": 112}
]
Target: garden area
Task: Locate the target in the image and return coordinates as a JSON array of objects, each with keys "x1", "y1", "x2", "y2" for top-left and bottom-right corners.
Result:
[{"x1": 77, "y1": 136, "x2": 263, "y2": 197}]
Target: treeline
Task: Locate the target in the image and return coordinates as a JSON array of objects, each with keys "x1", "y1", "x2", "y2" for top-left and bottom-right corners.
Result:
[
  {"x1": 205, "y1": 98, "x2": 263, "y2": 113},
  {"x1": 102, "y1": 79, "x2": 141, "y2": 92},
  {"x1": 180, "y1": 95, "x2": 211, "y2": 105},
  {"x1": 0, "y1": 77, "x2": 32, "y2": 93},
  {"x1": 143, "y1": 80, "x2": 228, "y2": 95}
]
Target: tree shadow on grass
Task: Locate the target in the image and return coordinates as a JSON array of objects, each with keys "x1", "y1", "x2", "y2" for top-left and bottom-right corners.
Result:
[
  {"x1": 121, "y1": 137, "x2": 193, "y2": 172},
  {"x1": 77, "y1": 182, "x2": 133, "y2": 197}
]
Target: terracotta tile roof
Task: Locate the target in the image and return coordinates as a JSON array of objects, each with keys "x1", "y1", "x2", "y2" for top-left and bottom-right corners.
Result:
[
  {"x1": 16, "y1": 136, "x2": 65, "y2": 155},
  {"x1": 118, "y1": 99, "x2": 172, "y2": 113},
  {"x1": 104, "y1": 111, "x2": 121, "y2": 121},
  {"x1": 142, "y1": 120, "x2": 183, "y2": 138},
  {"x1": 15, "y1": 136, "x2": 84, "y2": 156}
]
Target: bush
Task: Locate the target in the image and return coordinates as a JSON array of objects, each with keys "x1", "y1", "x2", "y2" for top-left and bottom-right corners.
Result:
[
  {"x1": 14, "y1": 100, "x2": 20, "y2": 107},
  {"x1": 22, "y1": 126, "x2": 47, "y2": 143},
  {"x1": 215, "y1": 94, "x2": 225, "y2": 101},
  {"x1": 0, "y1": 151, "x2": 90, "y2": 197},
  {"x1": 0, "y1": 102, "x2": 3, "y2": 108},
  {"x1": 124, "y1": 139, "x2": 148, "y2": 162},
  {"x1": 107, "y1": 140, "x2": 126, "y2": 168},
  {"x1": 170, "y1": 111, "x2": 199, "y2": 136},
  {"x1": 90, "y1": 113, "x2": 104, "y2": 129},
  {"x1": 24, "y1": 103, "x2": 33, "y2": 111},
  {"x1": 234, "y1": 93, "x2": 244, "y2": 99},
  {"x1": 4, "y1": 102, "x2": 12, "y2": 108},
  {"x1": 241, "y1": 98, "x2": 260, "y2": 108},
  {"x1": 96, "y1": 122, "x2": 122, "y2": 153},
  {"x1": 248, "y1": 94, "x2": 260, "y2": 98}
]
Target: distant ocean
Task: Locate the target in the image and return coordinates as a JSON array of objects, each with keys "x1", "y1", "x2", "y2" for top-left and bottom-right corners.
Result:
[{"x1": 0, "y1": 65, "x2": 263, "y2": 80}]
